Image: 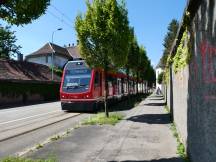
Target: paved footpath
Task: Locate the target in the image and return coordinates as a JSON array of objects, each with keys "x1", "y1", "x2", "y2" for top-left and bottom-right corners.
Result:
[{"x1": 27, "y1": 94, "x2": 184, "y2": 162}]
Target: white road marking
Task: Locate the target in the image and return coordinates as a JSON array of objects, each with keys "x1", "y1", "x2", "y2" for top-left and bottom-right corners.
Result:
[{"x1": 0, "y1": 110, "x2": 62, "y2": 125}]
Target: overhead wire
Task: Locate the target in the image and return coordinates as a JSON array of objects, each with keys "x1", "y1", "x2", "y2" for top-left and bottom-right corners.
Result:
[
  {"x1": 50, "y1": 4, "x2": 73, "y2": 24},
  {"x1": 47, "y1": 10, "x2": 73, "y2": 29}
]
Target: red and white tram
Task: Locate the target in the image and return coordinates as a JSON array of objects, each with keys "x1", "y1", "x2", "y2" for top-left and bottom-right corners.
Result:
[{"x1": 60, "y1": 60, "x2": 146, "y2": 111}]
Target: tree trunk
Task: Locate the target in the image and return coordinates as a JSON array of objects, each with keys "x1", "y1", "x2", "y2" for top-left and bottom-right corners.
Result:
[
  {"x1": 104, "y1": 66, "x2": 109, "y2": 118},
  {"x1": 126, "y1": 67, "x2": 130, "y2": 96},
  {"x1": 136, "y1": 71, "x2": 139, "y2": 94}
]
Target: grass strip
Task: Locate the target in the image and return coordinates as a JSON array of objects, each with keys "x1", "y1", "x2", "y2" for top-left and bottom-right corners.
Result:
[
  {"x1": 0, "y1": 157, "x2": 56, "y2": 162},
  {"x1": 164, "y1": 105, "x2": 190, "y2": 162},
  {"x1": 170, "y1": 123, "x2": 190, "y2": 162},
  {"x1": 82, "y1": 113, "x2": 124, "y2": 126}
]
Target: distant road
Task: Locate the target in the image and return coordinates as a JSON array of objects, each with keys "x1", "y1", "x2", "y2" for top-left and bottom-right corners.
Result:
[
  {"x1": 0, "y1": 102, "x2": 80, "y2": 141},
  {"x1": 0, "y1": 102, "x2": 90, "y2": 158}
]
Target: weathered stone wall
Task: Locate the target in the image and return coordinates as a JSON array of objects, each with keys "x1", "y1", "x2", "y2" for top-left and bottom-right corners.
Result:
[
  {"x1": 172, "y1": 65, "x2": 189, "y2": 147},
  {"x1": 167, "y1": 0, "x2": 216, "y2": 162},
  {"x1": 187, "y1": 0, "x2": 216, "y2": 161},
  {"x1": 166, "y1": 80, "x2": 171, "y2": 110}
]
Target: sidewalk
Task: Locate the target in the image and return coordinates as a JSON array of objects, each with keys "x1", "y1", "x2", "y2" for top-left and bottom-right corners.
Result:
[{"x1": 27, "y1": 94, "x2": 184, "y2": 162}]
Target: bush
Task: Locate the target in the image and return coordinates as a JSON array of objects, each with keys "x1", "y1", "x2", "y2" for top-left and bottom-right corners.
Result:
[{"x1": 0, "y1": 81, "x2": 60, "y2": 101}]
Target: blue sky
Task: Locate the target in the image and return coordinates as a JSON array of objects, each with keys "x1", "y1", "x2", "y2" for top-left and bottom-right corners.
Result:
[{"x1": 1, "y1": 0, "x2": 187, "y2": 67}]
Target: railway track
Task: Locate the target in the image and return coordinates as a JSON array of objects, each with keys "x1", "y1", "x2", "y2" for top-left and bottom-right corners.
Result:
[{"x1": 0, "y1": 102, "x2": 89, "y2": 158}]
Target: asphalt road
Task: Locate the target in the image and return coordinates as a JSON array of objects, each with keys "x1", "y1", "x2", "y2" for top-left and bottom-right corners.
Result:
[
  {"x1": 0, "y1": 102, "x2": 90, "y2": 159},
  {"x1": 26, "y1": 95, "x2": 183, "y2": 162}
]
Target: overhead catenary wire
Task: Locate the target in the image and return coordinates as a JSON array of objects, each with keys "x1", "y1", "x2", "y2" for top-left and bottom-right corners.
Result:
[
  {"x1": 50, "y1": 4, "x2": 73, "y2": 23},
  {"x1": 47, "y1": 10, "x2": 73, "y2": 29}
]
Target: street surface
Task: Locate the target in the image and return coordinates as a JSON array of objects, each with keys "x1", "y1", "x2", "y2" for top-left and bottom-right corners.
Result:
[
  {"x1": 27, "y1": 95, "x2": 184, "y2": 162},
  {"x1": 0, "y1": 102, "x2": 90, "y2": 158}
]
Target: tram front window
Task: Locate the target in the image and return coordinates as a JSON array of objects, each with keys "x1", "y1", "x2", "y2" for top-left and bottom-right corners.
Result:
[{"x1": 63, "y1": 69, "x2": 91, "y2": 93}]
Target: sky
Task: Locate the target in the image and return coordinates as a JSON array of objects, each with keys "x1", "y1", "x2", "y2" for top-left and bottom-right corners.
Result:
[{"x1": 1, "y1": 0, "x2": 187, "y2": 67}]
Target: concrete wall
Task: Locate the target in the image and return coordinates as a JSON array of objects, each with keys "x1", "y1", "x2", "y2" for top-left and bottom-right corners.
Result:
[
  {"x1": 172, "y1": 65, "x2": 189, "y2": 146},
  {"x1": 187, "y1": 0, "x2": 216, "y2": 161},
  {"x1": 166, "y1": 83, "x2": 171, "y2": 109},
  {"x1": 167, "y1": 0, "x2": 216, "y2": 162}
]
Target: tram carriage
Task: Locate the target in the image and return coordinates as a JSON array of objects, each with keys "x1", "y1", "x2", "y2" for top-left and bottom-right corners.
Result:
[{"x1": 60, "y1": 60, "x2": 145, "y2": 111}]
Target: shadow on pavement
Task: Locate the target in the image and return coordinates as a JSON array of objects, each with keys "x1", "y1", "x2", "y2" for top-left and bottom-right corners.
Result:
[
  {"x1": 126, "y1": 113, "x2": 171, "y2": 124},
  {"x1": 148, "y1": 95, "x2": 164, "y2": 98},
  {"x1": 144, "y1": 102, "x2": 166, "y2": 106},
  {"x1": 108, "y1": 157, "x2": 183, "y2": 162},
  {"x1": 148, "y1": 98, "x2": 164, "y2": 101}
]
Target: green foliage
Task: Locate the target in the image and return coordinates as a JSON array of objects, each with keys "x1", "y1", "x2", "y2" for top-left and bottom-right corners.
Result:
[
  {"x1": 143, "y1": 61, "x2": 155, "y2": 87},
  {"x1": 137, "y1": 46, "x2": 148, "y2": 77},
  {"x1": 82, "y1": 113, "x2": 124, "y2": 125},
  {"x1": 157, "y1": 72, "x2": 164, "y2": 84},
  {"x1": 36, "y1": 143, "x2": 43, "y2": 149},
  {"x1": 160, "y1": 19, "x2": 179, "y2": 67},
  {"x1": 173, "y1": 29, "x2": 191, "y2": 73},
  {"x1": 49, "y1": 66, "x2": 63, "y2": 77},
  {"x1": 50, "y1": 135, "x2": 61, "y2": 141},
  {"x1": 0, "y1": 81, "x2": 60, "y2": 101},
  {"x1": 75, "y1": 0, "x2": 131, "y2": 117},
  {"x1": 0, "y1": 0, "x2": 50, "y2": 25},
  {"x1": 163, "y1": 55, "x2": 172, "y2": 85},
  {"x1": 127, "y1": 28, "x2": 140, "y2": 73},
  {"x1": 126, "y1": 28, "x2": 155, "y2": 87},
  {"x1": 0, "y1": 157, "x2": 56, "y2": 162},
  {"x1": 0, "y1": 25, "x2": 21, "y2": 59},
  {"x1": 183, "y1": 11, "x2": 191, "y2": 28},
  {"x1": 164, "y1": 105, "x2": 170, "y2": 113},
  {"x1": 75, "y1": 0, "x2": 130, "y2": 69},
  {"x1": 170, "y1": 123, "x2": 190, "y2": 162}
]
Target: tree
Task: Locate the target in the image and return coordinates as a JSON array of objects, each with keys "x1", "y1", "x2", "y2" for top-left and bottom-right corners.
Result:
[
  {"x1": 75, "y1": 0, "x2": 130, "y2": 117},
  {"x1": 160, "y1": 19, "x2": 179, "y2": 66},
  {"x1": 126, "y1": 29, "x2": 154, "y2": 94},
  {"x1": 0, "y1": 0, "x2": 50, "y2": 25},
  {"x1": 0, "y1": 25, "x2": 21, "y2": 59},
  {"x1": 157, "y1": 72, "x2": 164, "y2": 84},
  {"x1": 138, "y1": 46, "x2": 148, "y2": 93},
  {"x1": 126, "y1": 28, "x2": 140, "y2": 93},
  {"x1": 141, "y1": 57, "x2": 155, "y2": 88}
]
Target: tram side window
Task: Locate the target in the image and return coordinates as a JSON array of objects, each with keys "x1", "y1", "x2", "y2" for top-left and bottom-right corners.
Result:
[{"x1": 94, "y1": 72, "x2": 100, "y2": 87}]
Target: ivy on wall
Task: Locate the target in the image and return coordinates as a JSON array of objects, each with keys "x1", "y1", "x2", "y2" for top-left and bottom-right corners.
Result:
[
  {"x1": 172, "y1": 29, "x2": 191, "y2": 73},
  {"x1": 163, "y1": 12, "x2": 191, "y2": 84},
  {"x1": 164, "y1": 66, "x2": 170, "y2": 84}
]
